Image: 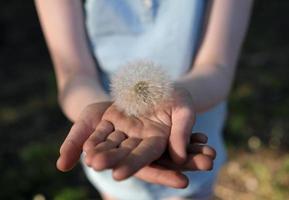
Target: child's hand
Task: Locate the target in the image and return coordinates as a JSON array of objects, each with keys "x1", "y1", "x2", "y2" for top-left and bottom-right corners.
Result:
[
  {"x1": 154, "y1": 133, "x2": 216, "y2": 171},
  {"x1": 57, "y1": 87, "x2": 216, "y2": 188},
  {"x1": 131, "y1": 132, "x2": 216, "y2": 188},
  {"x1": 83, "y1": 87, "x2": 210, "y2": 180},
  {"x1": 56, "y1": 102, "x2": 112, "y2": 172}
]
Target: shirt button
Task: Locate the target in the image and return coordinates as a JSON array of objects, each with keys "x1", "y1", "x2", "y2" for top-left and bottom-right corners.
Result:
[{"x1": 143, "y1": 0, "x2": 153, "y2": 9}]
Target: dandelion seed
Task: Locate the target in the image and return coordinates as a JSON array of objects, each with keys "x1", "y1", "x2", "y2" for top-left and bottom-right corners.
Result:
[{"x1": 110, "y1": 61, "x2": 172, "y2": 116}]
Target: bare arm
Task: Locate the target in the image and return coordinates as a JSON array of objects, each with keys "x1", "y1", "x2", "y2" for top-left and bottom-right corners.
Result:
[
  {"x1": 176, "y1": 0, "x2": 254, "y2": 113},
  {"x1": 34, "y1": 1, "x2": 215, "y2": 187},
  {"x1": 35, "y1": 0, "x2": 109, "y2": 122}
]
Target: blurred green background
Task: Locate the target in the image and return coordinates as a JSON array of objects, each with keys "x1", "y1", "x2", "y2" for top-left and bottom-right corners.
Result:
[{"x1": 0, "y1": 0, "x2": 288, "y2": 199}]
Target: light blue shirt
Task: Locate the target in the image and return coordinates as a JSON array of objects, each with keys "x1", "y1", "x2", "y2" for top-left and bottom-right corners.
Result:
[
  {"x1": 83, "y1": 1, "x2": 227, "y2": 199},
  {"x1": 85, "y1": 0, "x2": 206, "y2": 79}
]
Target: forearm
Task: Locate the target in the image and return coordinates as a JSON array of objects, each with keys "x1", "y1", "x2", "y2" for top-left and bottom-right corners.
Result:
[
  {"x1": 175, "y1": 0, "x2": 253, "y2": 113},
  {"x1": 35, "y1": 0, "x2": 110, "y2": 121},
  {"x1": 175, "y1": 64, "x2": 233, "y2": 113}
]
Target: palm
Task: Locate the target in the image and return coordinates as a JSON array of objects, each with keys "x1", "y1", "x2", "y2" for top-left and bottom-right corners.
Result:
[
  {"x1": 84, "y1": 103, "x2": 172, "y2": 180},
  {"x1": 57, "y1": 88, "x2": 216, "y2": 188},
  {"x1": 83, "y1": 88, "x2": 205, "y2": 181}
]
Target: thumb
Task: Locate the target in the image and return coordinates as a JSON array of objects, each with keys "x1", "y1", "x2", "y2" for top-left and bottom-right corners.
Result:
[
  {"x1": 57, "y1": 120, "x2": 94, "y2": 172},
  {"x1": 57, "y1": 102, "x2": 111, "y2": 171},
  {"x1": 169, "y1": 105, "x2": 195, "y2": 164}
]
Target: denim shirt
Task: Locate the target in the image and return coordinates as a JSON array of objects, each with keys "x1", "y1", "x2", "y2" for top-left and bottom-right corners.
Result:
[{"x1": 85, "y1": 0, "x2": 206, "y2": 80}]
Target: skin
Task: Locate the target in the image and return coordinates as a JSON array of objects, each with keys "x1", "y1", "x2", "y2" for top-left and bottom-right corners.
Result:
[
  {"x1": 34, "y1": 0, "x2": 253, "y2": 196},
  {"x1": 83, "y1": 88, "x2": 212, "y2": 180},
  {"x1": 57, "y1": 89, "x2": 216, "y2": 188},
  {"x1": 176, "y1": 0, "x2": 254, "y2": 113}
]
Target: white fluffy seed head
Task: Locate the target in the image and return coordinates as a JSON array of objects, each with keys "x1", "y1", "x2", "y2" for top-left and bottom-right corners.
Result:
[{"x1": 110, "y1": 61, "x2": 172, "y2": 117}]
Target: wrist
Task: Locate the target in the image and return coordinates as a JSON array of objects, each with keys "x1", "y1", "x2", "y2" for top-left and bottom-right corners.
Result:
[
  {"x1": 172, "y1": 82, "x2": 196, "y2": 110},
  {"x1": 58, "y1": 73, "x2": 110, "y2": 122}
]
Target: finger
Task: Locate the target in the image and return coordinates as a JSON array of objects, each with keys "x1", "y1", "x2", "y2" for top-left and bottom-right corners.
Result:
[
  {"x1": 157, "y1": 154, "x2": 213, "y2": 171},
  {"x1": 57, "y1": 120, "x2": 94, "y2": 172},
  {"x1": 83, "y1": 120, "x2": 114, "y2": 153},
  {"x1": 190, "y1": 133, "x2": 208, "y2": 144},
  {"x1": 169, "y1": 105, "x2": 195, "y2": 164},
  {"x1": 134, "y1": 164, "x2": 189, "y2": 189},
  {"x1": 183, "y1": 154, "x2": 213, "y2": 171},
  {"x1": 89, "y1": 137, "x2": 141, "y2": 170},
  {"x1": 92, "y1": 130, "x2": 127, "y2": 152},
  {"x1": 187, "y1": 144, "x2": 216, "y2": 159},
  {"x1": 85, "y1": 130, "x2": 127, "y2": 166},
  {"x1": 113, "y1": 136, "x2": 167, "y2": 180},
  {"x1": 85, "y1": 131, "x2": 126, "y2": 166},
  {"x1": 56, "y1": 102, "x2": 111, "y2": 172}
]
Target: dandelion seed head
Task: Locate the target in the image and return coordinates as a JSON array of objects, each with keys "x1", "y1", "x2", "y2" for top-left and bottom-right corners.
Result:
[{"x1": 110, "y1": 61, "x2": 172, "y2": 116}]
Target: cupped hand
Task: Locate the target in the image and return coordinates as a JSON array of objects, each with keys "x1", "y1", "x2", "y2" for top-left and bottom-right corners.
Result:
[
  {"x1": 56, "y1": 87, "x2": 216, "y2": 188},
  {"x1": 83, "y1": 87, "x2": 213, "y2": 182},
  {"x1": 128, "y1": 132, "x2": 216, "y2": 188}
]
